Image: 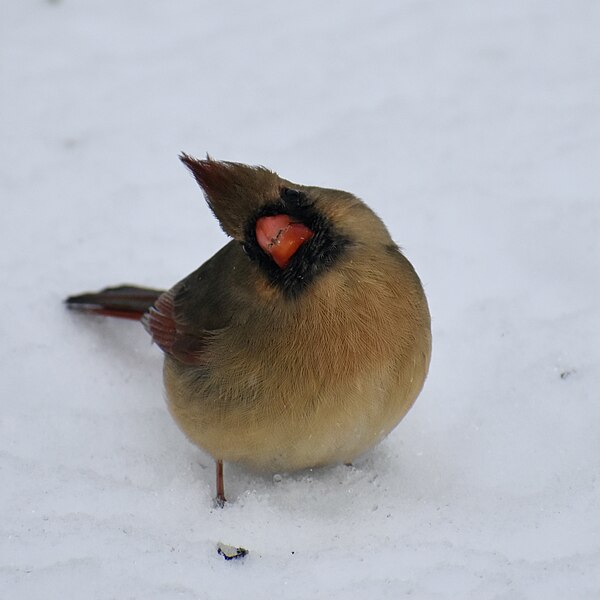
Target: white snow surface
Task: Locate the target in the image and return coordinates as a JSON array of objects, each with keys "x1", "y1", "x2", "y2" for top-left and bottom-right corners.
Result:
[{"x1": 2, "y1": 1, "x2": 599, "y2": 598}]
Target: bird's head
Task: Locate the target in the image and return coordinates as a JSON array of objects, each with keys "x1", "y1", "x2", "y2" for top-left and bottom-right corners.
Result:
[{"x1": 180, "y1": 154, "x2": 393, "y2": 297}]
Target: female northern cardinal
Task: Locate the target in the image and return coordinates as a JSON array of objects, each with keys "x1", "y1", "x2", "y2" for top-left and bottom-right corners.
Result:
[{"x1": 67, "y1": 155, "x2": 431, "y2": 506}]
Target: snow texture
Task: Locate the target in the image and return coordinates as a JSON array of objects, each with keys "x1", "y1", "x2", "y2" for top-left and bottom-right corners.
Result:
[{"x1": 1, "y1": 1, "x2": 599, "y2": 598}]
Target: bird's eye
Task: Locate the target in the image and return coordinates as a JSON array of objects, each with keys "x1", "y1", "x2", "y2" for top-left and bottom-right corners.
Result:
[
  {"x1": 280, "y1": 187, "x2": 312, "y2": 211},
  {"x1": 281, "y1": 187, "x2": 301, "y2": 201}
]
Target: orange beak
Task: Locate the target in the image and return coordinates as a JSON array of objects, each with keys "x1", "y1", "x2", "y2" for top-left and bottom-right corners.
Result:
[{"x1": 255, "y1": 215, "x2": 314, "y2": 268}]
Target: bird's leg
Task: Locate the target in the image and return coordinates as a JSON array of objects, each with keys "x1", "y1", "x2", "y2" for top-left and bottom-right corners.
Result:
[{"x1": 215, "y1": 459, "x2": 226, "y2": 507}]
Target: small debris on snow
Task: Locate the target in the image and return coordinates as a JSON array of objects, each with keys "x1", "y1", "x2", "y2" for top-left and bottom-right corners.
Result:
[{"x1": 217, "y1": 542, "x2": 248, "y2": 561}]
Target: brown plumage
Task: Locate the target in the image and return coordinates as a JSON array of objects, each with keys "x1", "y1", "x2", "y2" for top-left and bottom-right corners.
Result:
[{"x1": 67, "y1": 155, "x2": 431, "y2": 505}]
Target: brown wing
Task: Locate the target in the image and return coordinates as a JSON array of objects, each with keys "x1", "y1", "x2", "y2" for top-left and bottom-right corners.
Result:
[{"x1": 142, "y1": 241, "x2": 256, "y2": 365}]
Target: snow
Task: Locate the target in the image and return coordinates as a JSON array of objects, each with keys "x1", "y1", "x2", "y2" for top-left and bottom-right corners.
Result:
[{"x1": 2, "y1": 1, "x2": 599, "y2": 598}]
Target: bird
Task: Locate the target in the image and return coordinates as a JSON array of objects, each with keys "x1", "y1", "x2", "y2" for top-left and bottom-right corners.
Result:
[{"x1": 66, "y1": 154, "x2": 432, "y2": 506}]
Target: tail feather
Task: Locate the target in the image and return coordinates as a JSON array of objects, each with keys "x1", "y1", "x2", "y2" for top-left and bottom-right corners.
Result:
[{"x1": 66, "y1": 285, "x2": 165, "y2": 321}]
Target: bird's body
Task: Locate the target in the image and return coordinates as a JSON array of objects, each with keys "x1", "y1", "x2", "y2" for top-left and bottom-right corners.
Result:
[
  {"x1": 163, "y1": 238, "x2": 430, "y2": 472},
  {"x1": 67, "y1": 156, "x2": 431, "y2": 502}
]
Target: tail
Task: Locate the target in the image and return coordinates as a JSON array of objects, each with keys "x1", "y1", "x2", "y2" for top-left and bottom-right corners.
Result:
[{"x1": 65, "y1": 285, "x2": 165, "y2": 321}]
